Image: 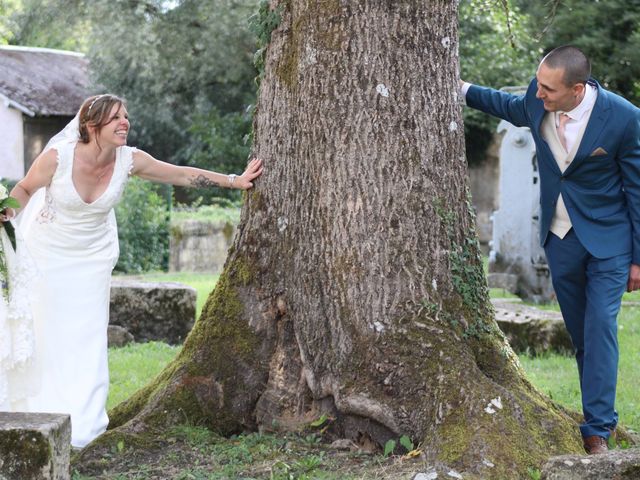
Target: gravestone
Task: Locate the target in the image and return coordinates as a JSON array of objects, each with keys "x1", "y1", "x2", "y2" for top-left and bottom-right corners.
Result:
[
  {"x1": 0, "y1": 412, "x2": 70, "y2": 480},
  {"x1": 488, "y1": 92, "x2": 555, "y2": 303}
]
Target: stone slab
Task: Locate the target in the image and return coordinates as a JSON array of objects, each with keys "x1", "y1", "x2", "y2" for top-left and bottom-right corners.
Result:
[
  {"x1": 107, "y1": 324, "x2": 135, "y2": 348},
  {"x1": 542, "y1": 448, "x2": 640, "y2": 479},
  {"x1": 492, "y1": 298, "x2": 573, "y2": 355},
  {"x1": 110, "y1": 279, "x2": 196, "y2": 345},
  {"x1": 0, "y1": 412, "x2": 71, "y2": 480}
]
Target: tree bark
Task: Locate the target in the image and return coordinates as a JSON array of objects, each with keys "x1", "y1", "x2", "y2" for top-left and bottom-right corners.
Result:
[{"x1": 96, "y1": 1, "x2": 583, "y2": 477}]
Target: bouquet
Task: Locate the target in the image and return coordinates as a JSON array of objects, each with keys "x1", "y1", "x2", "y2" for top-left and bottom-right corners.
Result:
[{"x1": 0, "y1": 183, "x2": 20, "y2": 301}]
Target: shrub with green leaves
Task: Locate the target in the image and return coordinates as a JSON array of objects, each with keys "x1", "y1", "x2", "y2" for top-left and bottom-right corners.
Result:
[{"x1": 115, "y1": 177, "x2": 170, "y2": 273}]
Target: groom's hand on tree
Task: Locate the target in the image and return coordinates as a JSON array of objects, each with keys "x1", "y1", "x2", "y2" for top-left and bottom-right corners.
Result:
[{"x1": 627, "y1": 264, "x2": 640, "y2": 292}]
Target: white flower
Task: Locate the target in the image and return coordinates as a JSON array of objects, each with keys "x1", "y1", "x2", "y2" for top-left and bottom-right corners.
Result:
[{"x1": 0, "y1": 184, "x2": 7, "y2": 201}]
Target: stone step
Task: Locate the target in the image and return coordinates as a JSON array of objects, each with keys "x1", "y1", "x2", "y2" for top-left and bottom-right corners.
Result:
[
  {"x1": 0, "y1": 412, "x2": 71, "y2": 480},
  {"x1": 542, "y1": 448, "x2": 640, "y2": 479}
]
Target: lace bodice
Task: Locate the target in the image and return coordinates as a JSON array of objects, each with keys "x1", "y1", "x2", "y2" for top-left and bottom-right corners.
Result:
[{"x1": 38, "y1": 142, "x2": 135, "y2": 228}]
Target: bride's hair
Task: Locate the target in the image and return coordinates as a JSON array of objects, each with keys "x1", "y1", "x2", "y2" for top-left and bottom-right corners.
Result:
[{"x1": 78, "y1": 94, "x2": 127, "y2": 144}]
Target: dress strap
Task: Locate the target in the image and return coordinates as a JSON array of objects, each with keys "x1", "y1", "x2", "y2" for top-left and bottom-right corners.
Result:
[
  {"x1": 47, "y1": 141, "x2": 75, "y2": 181},
  {"x1": 116, "y1": 146, "x2": 137, "y2": 177}
]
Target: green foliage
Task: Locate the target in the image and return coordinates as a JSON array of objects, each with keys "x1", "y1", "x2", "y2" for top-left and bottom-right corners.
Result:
[
  {"x1": 309, "y1": 414, "x2": 329, "y2": 428},
  {"x1": 175, "y1": 107, "x2": 252, "y2": 204},
  {"x1": 115, "y1": 177, "x2": 170, "y2": 273},
  {"x1": 527, "y1": 467, "x2": 542, "y2": 480},
  {"x1": 399, "y1": 434, "x2": 413, "y2": 452},
  {"x1": 517, "y1": 0, "x2": 640, "y2": 105},
  {"x1": 248, "y1": 0, "x2": 283, "y2": 83},
  {"x1": 435, "y1": 195, "x2": 492, "y2": 337},
  {"x1": 171, "y1": 201, "x2": 240, "y2": 224},
  {"x1": 1, "y1": 0, "x2": 88, "y2": 50},
  {"x1": 382, "y1": 439, "x2": 395, "y2": 457},
  {"x1": 459, "y1": 0, "x2": 540, "y2": 165}
]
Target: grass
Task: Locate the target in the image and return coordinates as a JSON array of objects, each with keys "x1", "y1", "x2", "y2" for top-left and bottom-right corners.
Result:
[
  {"x1": 107, "y1": 341, "x2": 180, "y2": 410},
  {"x1": 74, "y1": 424, "x2": 421, "y2": 479},
  {"x1": 171, "y1": 204, "x2": 241, "y2": 224},
  {"x1": 107, "y1": 271, "x2": 217, "y2": 409},
  {"x1": 520, "y1": 304, "x2": 640, "y2": 433}
]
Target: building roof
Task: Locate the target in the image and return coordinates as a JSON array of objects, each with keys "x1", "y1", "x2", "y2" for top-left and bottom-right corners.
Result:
[{"x1": 0, "y1": 45, "x2": 92, "y2": 117}]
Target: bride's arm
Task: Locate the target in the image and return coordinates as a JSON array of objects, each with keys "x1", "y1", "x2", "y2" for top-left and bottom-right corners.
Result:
[
  {"x1": 2, "y1": 149, "x2": 58, "y2": 220},
  {"x1": 130, "y1": 150, "x2": 263, "y2": 190}
]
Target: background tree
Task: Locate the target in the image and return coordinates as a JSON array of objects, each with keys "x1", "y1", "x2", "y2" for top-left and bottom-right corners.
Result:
[
  {"x1": 2, "y1": 0, "x2": 87, "y2": 50},
  {"x1": 517, "y1": 0, "x2": 640, "y2": 105},
  {"x1": 458, "y1": 0, "x2": 539, "y2": 164},
  {"x1": 78, "y1": 1, "x2": 584, "y2": 478}
]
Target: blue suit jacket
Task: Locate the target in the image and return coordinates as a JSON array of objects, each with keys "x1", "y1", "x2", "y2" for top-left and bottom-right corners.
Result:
[{"x1": 466, "y1": 79, "x2": 640, "y2": 264}]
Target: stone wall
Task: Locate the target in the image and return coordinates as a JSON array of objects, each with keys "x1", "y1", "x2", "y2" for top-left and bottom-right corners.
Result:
[{"x1": 169, "y1": 219, "x2": 237, "y2": 273}]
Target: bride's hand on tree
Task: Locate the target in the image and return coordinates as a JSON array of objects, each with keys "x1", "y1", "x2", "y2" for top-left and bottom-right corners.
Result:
[{"x1": 235, "y1": 158, "x2": 263, "y2": 190}]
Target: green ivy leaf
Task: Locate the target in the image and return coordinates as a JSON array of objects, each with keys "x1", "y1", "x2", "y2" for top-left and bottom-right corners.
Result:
[
  {"x1": 309, "y1": 414, "x2": 328, "y2": 428},
  {"x1": 399, "y1": 435, "x2": 413, "y2": 452},
  {"x1": 383, "y1": 439, "x2": 396, "y2": 457}
]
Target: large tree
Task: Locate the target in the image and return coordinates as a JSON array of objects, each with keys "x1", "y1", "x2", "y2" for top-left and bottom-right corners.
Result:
[{"x1": 82, "y1": 1, "x2": 583, "y2": 477}]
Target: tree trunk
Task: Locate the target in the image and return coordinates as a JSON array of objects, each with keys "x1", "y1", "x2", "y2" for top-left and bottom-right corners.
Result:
[{"x1": 98, "y1": 1, "x2": 582, "y2": 477}]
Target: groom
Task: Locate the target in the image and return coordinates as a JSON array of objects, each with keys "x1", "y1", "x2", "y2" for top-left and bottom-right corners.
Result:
[{"x1": 461, "y1": 45, "x2": 640, "y2": 454}]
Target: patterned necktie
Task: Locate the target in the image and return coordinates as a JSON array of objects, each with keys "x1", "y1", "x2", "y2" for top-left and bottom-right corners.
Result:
[{"x1": 557, "y1": 113, "x2": 570, "y2": 151}]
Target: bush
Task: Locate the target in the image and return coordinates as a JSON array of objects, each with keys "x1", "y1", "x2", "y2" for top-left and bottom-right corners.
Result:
[
  {"x1": 173, "y1": 108, "x2": 253, "y2": 205},
  {"x1": 115, "y1": 177, "x2": 170, "y2": 273}
]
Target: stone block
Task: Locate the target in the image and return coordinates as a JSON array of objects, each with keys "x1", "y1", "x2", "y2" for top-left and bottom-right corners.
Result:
[
  {"x1": 487, "y1": 272, "x2": 518, "y2": 292},
  {"x1": 0, "y1": 412, "x2": 71, "y2": 480},
  {"x1": 110, "y1": 279, "x2": 196, "y2": 345},
  {"x1": 542, "y1": 448, "x2": 640, "y2": 479},
  {"x1": 170, "y1": 219, "x2": 236, "y2": 273},
  {"x1": 107, "y1": 325, "x2": 134, "y2": 348},
  {"x1": 492, "y1": 299, "x2": 573, "y2": 355}
]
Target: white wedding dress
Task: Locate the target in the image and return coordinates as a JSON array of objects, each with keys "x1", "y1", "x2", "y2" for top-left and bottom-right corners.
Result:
[{"x1": 1, "y1": 140, "x2": 135, "y2": 447}]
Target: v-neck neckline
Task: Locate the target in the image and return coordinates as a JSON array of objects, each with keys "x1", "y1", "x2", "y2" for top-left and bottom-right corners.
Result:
[{"x1": 70, "y1": 142, "x2": 118, "y2": 206}]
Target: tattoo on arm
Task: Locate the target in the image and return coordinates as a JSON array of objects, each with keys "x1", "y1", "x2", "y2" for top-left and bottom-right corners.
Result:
[{"x1": 190, "y1": 174, "x2": 220, "y2": 188}]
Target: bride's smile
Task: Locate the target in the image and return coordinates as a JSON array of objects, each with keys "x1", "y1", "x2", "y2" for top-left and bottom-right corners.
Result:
[{"x1": 98, "y1": 104, "x2": 129, "y2": 147}]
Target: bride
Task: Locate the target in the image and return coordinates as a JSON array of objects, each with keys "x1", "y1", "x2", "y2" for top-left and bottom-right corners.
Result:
[{"x1": 0, "y1": 94, "x2": 262, "y2": 448}]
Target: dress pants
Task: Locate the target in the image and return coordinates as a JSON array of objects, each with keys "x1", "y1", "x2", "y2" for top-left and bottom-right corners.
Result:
[{"x1": 544, "y1": 229, "x2": 630, "y2": 439}]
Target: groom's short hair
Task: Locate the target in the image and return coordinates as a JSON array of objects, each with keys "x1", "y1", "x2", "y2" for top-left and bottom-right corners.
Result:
[{"x1": 542, "y1": 45, "x2": 591, "y2": 87}]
